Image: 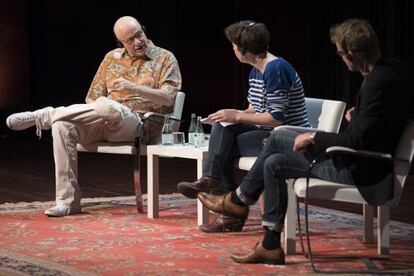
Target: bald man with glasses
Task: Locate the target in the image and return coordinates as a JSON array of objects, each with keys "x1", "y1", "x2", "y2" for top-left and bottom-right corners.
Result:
[{"x1": 6, "y1": 16, "x2": 182, "y2": 217}]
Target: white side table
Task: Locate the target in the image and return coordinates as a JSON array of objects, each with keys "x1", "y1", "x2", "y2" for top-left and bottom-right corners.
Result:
[{"x1": 146, "y1": 144, "x2": 209, "y2": 225}]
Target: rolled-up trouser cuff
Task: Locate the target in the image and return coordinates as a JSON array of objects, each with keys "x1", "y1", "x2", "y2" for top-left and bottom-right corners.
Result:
[
  {"x1": 236, "y1": 186, "x2": 256, "y2": 205},
  {"x1": 262, "y1": 220, "x2": 284, "y2": 233}
]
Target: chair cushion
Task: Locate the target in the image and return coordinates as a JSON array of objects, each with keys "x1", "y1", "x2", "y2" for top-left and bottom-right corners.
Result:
[
  {"x1": 238, "y1": 157, "x2": 257, "y2": 171},
  {"x1": 293, "y1": 178, "x2": 368, "y2": 204},
  {"x1": 76, "y1": 142, "x2": 148, "y2": 155}
]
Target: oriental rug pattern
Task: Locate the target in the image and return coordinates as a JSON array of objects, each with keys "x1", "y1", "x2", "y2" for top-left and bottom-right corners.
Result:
[{"x1": 0, "y1": 195, "x2": 413, "y2": 275}]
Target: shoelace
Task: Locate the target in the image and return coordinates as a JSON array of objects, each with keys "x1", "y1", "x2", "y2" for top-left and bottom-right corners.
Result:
[{"x1": 35, "y1": 117, "x2": 42, "y2": 140}]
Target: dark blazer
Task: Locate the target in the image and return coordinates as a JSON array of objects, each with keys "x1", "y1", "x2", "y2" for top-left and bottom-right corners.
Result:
[{"x1": 313, "y1": 59, "x2": 411, "y2": 205}]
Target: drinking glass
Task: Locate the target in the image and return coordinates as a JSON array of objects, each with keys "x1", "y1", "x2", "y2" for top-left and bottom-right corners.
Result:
[{"x1": 173, "y1": 132, "x2": 185, "y2": 146}]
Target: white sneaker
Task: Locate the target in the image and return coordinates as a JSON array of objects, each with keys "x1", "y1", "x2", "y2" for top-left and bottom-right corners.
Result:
[
  {"x1": 6, "y1": 107, "x2": 52, "y2": 138},
  {"x1": 44, "y1": 204, "x2": 81, "y2": 217}
]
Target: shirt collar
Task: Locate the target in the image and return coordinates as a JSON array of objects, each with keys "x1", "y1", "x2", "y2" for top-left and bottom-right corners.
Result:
[{"x1": 121, "y1": 40, "x2": 159, "y2": 61}]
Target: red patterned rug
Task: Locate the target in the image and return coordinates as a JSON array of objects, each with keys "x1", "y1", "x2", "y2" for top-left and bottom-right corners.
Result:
[{"x1": 0, "y1": 194, "x2": 413, "y2": 275}]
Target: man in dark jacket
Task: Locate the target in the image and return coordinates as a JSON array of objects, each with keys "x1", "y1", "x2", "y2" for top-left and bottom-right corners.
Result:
[{"x1": 197, "y1": 18, "x2": 411, "y2": 265}]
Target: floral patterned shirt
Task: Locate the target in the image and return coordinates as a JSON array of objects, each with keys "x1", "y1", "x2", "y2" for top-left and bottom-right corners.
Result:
[
  {"x1": 86, "y1": 40, "x2": 182, "y2": 115},
  {"x1": 85, "y1": 41, "x2": 182, "y2": 143}
]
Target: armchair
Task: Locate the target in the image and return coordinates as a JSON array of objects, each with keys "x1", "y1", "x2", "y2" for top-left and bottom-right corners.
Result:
[
  {"x1": 237, "y1": 97, "x2": 346, "y2": 254},
  {"x1": 237, "y1": 97, "x2": 346, "y2": 171},
  {"x1": 290, "y1": 120, "x2": 414, "y2": 272},
  {"x1": 76, "y1": 91, "x2": 185, "y2": 213}
]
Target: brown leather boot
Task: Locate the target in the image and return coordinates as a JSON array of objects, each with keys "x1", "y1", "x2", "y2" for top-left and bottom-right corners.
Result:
[
  {"x1": 199, "y1": 215, "x2": 246, "y2": 233},
  {"x1": 230, "y1": 242, "x2": 285, "y2": 265},
  {"x1": 177, "y1": 176, "x2": 221, "y2": 199},
  {"x1": 197, "y1": 192, "x2": 248, "y2": 218}
]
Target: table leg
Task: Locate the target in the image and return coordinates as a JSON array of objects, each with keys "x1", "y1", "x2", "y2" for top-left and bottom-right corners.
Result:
[
  {"x1": 197, "y1": 157, "x2": 209, "y2": 226},
  {"x1": 147, "y1": 153, "x2": 159, "y2": 219}
]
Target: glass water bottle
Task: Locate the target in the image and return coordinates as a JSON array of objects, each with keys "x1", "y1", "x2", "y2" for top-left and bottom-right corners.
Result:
[
  {"x1": 161, "y1": 115, "x2": 173, "y2": 145},
  {"x1": 188, "y1": 113, "x2": 197, "y2": 145}
]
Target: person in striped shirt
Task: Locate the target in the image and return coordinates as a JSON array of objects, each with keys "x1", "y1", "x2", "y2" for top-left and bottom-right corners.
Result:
[
  {"x1": 198, "y1": 18, "x2": 411, "y2": 266},
  {"x1": 177, "y1": 20, "x2": 309, "y2": 233}
]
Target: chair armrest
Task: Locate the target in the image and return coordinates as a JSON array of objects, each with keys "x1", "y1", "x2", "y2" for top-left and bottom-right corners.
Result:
[
  {"x1": 273, "y1": 125, "x2": 326, "y2": 133},
  {"x1": 326, "y1": 146, "x2": 393, "y2": 161},
  {"x1": 143, "y1": 112, "x2": 181, "y2": 122},
  {"x1": 143, "y1": 112, "x2": 164, "y2": 120}
]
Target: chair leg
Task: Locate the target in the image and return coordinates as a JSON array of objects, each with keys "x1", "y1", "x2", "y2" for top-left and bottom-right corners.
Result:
[
  {"x1": 377, "y1": 206, "x2": 390, "y2": 255},
  {"x1": 363, "y1": 204, "x2": 374, "y2": 243},
  {"x1": 303, "y1": 189, "x2": 316, "y2": 272},
  {"x1": 284, "y1": 179, "x2": 297, "y2": 255},
  {"x1": 133, "y1": 151, "x2": 144, "y2": 214},
  {"x1": 303, "y1": 162, "x2": 318, "y2": 272},
  {"x1": 296, "y1": 198, "x2": 306, "y2": 256}
]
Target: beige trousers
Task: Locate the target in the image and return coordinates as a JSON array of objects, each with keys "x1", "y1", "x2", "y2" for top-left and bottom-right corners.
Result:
[{"x1": 38, "y1": 97, "x2": 142, "y2": 207}]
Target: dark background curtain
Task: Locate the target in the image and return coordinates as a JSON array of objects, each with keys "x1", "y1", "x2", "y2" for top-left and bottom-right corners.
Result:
[{"x1": 0, "y1": 0, "x2": 413, "y2": 134}]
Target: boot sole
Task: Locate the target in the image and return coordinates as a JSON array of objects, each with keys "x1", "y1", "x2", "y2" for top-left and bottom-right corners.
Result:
[
  {"x1": 199, "y1": 221, "x2": 244, "y2": 233},
  {"x1": 230, "y1": 256, "x2": 285, "y2": 265}
]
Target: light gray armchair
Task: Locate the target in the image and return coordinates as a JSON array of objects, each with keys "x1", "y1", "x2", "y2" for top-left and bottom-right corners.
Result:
[
  {"x1": 237, "y1": 97, "x2": 346, "y2": 170},
  {"x1": 290, "y1": 120, "x2": 414, "y2": 272},
  {"x1": 76, "y1": 91, "x2": 185, "y2": 213},
  {"x1": 237, "y1": 97, "x2": 347, "y2": 254}
]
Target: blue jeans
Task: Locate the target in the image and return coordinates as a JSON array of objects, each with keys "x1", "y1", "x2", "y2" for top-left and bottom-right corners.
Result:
[
  {"x1": 237, "y1": 129, "x2": 355, "y2": 232},
  {"x1": 203, "y1": 122, "x2": 270, "y2": 192}
]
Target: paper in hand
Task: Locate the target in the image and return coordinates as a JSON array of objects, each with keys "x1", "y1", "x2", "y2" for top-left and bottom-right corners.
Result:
[{"x1": 200, "y1": 117, "x2": 233, "y2": 127}]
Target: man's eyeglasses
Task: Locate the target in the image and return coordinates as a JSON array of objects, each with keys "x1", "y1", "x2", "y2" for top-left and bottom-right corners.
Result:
[{"x1": 119, "y1": 30, "x2": 144, "y2": 46}]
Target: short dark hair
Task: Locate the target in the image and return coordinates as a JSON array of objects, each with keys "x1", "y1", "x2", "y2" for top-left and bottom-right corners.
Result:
[
  {"x1": 330, "y1": 18, "x2": 381, "y2": 62},
  {"x1": 224, "y1": 20, "x2": 270, "y2": 58}
]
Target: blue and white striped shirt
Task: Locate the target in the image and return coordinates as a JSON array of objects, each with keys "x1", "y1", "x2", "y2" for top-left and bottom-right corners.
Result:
[{"x1": 248, "y1": 57, "x2": 310, "y2": 127}]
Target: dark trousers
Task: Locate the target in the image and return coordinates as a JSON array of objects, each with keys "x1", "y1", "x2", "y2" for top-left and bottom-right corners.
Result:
[
  {"x1": 203, "y1": 122, "x2": 270, "y2": 192},
  {"x1": 237, "y1": 129, "x2": 355, "y2": 232}
]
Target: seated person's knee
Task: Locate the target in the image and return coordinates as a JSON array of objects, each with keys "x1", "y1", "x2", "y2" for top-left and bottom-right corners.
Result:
[
  {"x1": 94, "y1": 97, "x2": 123, "y2": 121},
  {"x1": 51, "y1": 121, "x2": 78, "y2": 139}
]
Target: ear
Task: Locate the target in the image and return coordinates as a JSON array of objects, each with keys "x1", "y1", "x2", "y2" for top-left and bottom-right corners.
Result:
[
  {"x1": 113, "y1": 33, "x2": 123, "y2": 48},
  {"x1": 239, "y1": 46, "x2": 246, "y2": 55}
]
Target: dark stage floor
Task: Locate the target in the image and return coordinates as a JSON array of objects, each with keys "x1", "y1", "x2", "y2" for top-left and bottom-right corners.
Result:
[{"x1": 1, "y1": 131, "x2": 413, "y2": 225}]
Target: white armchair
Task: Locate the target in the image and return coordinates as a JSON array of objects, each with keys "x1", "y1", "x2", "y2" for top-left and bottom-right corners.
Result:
[
  {"x1": 290, "y1": 120, "x2": 414, "y2": 272},
  {"x1": 237, "y1": 97, "x2": 347, "y2": 254},
  {"x1": 76, "y1": 91, "x2": 185, "y2": 213},
  {"x1": 238, "y1": 97, "x2": 346, "y2": 170}
]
